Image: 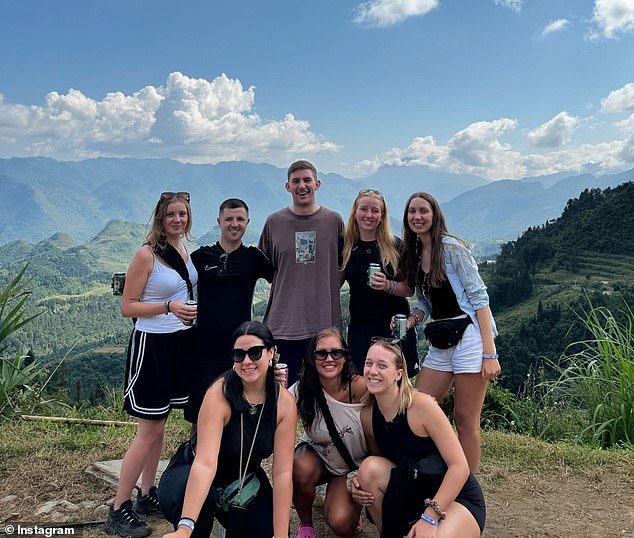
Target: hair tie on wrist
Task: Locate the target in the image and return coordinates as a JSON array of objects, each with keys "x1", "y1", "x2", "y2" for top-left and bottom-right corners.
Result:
[{"x1": 482, "y1": 353, "x2": 498, "y2": 359}]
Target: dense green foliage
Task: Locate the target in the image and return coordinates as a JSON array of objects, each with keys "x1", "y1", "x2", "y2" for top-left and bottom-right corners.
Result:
[
  {"x1": 0, "y1": 266, "x2": 54, "y2": 419},
  {"x1": 483, "y1": 182, "x2": 634, "y2": 391}
]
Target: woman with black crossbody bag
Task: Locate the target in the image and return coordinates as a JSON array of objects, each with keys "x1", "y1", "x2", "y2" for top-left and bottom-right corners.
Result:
[
  {"x1": 373, "y1": 192, "x2": 500, "y2": 473},
  {"x1": 289, "y1": 328, "x2": 368, "y2": 538}
]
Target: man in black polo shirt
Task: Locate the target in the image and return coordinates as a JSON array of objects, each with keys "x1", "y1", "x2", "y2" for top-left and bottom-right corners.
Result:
[{"x1": 185, "y1": 198, "x2": 274, "y2": 423}]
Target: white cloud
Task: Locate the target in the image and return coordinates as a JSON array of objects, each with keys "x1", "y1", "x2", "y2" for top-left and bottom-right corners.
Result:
[
  {"x1": 354, "y1": 0, "x2": 438, "y2": 28},
  {"x1": 352, "y1": 116, "x2": 634, "y2": 180},
  {"x1": 528, "y1": 112, "x2": 580, "y2": 148},
  {"x1": 353, "y1": 118, "x2": 526, "y2": 179},
  {"x1": 591, "y1": 0, "x2": 634, "y2": 38},
  {"x1": 600, "y1": 82, "x2": 634, "y2": 113},
  {"x1": 0, "y1": 72, "x2": 339, "y2": 164},
  {"x1": 542, "y1": 19, "x2": 571, "y2": 36},
  {"x1": 616, "y1": 113, "x2": 634, "y2": 132},
  {"x1": 493, "y1": 0, "x2": 522, "y2": 14}
]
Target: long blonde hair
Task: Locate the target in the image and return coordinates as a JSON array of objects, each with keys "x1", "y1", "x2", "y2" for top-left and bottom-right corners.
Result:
[
  {"x1": 362, "y1": 339, "x2": 414, "y2": 415},
  {"x1": 145, "y1": 193, "x2": 193, "y2": 251},
  {"x1": 342, "y1": 189, "x2": 399, "y2": 272}
]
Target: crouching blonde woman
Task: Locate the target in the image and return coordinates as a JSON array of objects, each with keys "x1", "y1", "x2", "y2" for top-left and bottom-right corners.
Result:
[{"x1": 350, "y1": 338, "x2": 486, "y2": 537}]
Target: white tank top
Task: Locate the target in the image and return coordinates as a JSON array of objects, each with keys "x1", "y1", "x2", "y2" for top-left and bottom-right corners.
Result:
[
  {"x1": 135, "y1": 253, "x2": 198, "y2": 334},
  {"x1": 291, "y1": 384, "x2": 367, "y2": 475}
]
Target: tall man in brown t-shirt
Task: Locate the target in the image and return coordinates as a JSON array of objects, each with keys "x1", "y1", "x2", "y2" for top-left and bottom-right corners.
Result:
[{"x1": 258, "y1": 160, "x2": 344, "y2": 385}]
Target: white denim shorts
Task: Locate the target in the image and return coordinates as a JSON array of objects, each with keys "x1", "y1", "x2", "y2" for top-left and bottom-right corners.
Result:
[{"x1": 422, "y1": 321, "x2": 483, "y2": 374}]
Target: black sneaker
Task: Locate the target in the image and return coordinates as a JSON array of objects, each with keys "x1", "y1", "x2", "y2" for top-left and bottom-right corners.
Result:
[
  {"x1": 135, "y1": 485, "x2": 161, "y2": 515},
  {"x1": 104, "y1": 499, "x2": 152, "y2": 538}
]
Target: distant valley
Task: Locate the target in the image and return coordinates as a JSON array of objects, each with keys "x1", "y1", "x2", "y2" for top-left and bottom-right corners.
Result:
[{"x1": 2, "y1": 157, "x2": 633, "y2": 257}]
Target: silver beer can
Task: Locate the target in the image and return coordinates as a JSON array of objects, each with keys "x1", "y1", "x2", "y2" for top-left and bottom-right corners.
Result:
[
  {"x1": 183, "y1": 299, "x2": 197, "y2": 326},
  {"x1": 367, "y1": 263, "x2": 381, "y2": 286},
  {"x1": 275, "y1": 362, "x2": 288, "y2": 388},
  {"x1": 394, "y1": 314, "x2": 408, "y2": 340}
]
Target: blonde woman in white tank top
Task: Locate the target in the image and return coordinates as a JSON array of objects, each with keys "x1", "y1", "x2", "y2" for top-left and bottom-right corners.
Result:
[{"x1": 105, "y1": 192, "x2": 198, "y2": 538}]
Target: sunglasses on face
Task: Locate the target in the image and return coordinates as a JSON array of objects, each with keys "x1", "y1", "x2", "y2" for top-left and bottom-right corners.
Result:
[
  {"x1": 231, "y1": 345, "x2": 267, "y2": 363},
  {"x1": 160, "y1": 191, "x2": 191, "y2": 203},
  {"x1": 313, "y1": 348, "x2": 347, "y2": 361}
]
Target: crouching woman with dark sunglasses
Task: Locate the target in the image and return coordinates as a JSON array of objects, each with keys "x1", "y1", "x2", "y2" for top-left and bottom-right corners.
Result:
[
  {"x1": 161, "y1": 321, "x2": 297, "y2": 538},
  {"x1": 350, "y1": 338, "x2": 486, "y2": 537},
  {"x1": 290, "y1": 328, "x2": 368, "y2": 538}
]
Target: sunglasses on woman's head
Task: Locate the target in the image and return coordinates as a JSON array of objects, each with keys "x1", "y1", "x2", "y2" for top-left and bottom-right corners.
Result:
[
  {"x1": 358, "y1": 188, "x2": 383, "y2": 197},
  {"x1": 231, "y1": 345, "x2": 266, "y2": 363},
  {"x1": 160, "y1": 191, "x2": 191, "y2": 202},
  {"x1": 313, "y1": 348, "x2": 347, "y2": 361},
  {"x1": 370, "y1": 336, "x2": 401, "y2": 346}
]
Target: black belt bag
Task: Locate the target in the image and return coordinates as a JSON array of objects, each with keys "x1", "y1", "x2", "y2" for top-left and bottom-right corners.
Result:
[{"x1": 424, "y1": 316, "x2": 472, "y2": 349}]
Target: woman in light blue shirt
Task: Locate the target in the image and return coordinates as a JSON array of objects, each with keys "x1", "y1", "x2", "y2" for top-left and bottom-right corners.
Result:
[{"x1": 374, "y1": 192, "x2": 500, "y2": 472}]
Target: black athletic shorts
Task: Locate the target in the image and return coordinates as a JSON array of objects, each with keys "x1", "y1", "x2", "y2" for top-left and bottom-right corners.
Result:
[{"x1": 123, "y1": 328, "x2": 194, "y2": 420}]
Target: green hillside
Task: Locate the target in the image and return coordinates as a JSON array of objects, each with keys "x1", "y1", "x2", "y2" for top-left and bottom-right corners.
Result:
[
  {"x1": 485, "y1": 182, "x2": 634, "y2": 392},
  {"x1": 2, "y1": 182, "x2": 633, "y2": 403}
]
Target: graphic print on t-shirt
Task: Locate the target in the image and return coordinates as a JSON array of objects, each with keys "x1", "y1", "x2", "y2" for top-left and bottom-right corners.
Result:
[{"x1": 295, "y1": 231, "x2": 316, "y2": 264}]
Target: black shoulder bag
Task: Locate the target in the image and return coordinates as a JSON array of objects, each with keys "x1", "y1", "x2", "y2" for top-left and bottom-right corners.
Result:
[{"x1": 156, "y1": 243, "x2": 194, "y2": 301}]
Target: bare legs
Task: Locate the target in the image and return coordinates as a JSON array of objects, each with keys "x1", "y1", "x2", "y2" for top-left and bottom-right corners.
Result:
[
  {"x1": 292, "y1": 445, "x2": 362, "y2": 536},
  {"x1": 114, "y1": 418, "x2": 166, "y2": 508},
  {"x1": 357, "y1": 455, "x2": 480, "y2": 537},
  {"x1": 415, "y1": 369, "x2": 487, "y2": 472},
  {"x1": 355, "y1": 456, "x2": 394, "y2": 531},
  {"x1": 452, "y1": 373, "x2": 487, "y2": 472}
]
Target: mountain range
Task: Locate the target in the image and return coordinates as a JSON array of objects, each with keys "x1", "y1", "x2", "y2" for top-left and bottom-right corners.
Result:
[{"x1": 1, "y1": 157, "x2": 632, "y2": 250}]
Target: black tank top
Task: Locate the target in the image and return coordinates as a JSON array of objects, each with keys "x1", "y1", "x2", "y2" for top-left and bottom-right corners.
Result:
[
  {"x1": 418, "y1": 267, "x2": 464, "y2": 320},
  {"x1": 214, "y1": 394, "x2": 277, "y2": 487},
  {"x1": 372, "y1": 403, "x2": 439, "y2": 463}
]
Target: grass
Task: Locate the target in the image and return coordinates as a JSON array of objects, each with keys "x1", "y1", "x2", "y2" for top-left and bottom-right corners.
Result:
[
  {"x1": 542, "y1": 300, "x2": 634, "y2": 447},
  {"x1": 1, "y1": 418, "x2": 632, "y2": 523}
]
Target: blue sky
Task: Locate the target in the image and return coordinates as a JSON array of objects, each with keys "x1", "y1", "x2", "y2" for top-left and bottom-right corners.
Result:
[{"x1": 1, "y1": 0, "x2": 634, "y2": 180}]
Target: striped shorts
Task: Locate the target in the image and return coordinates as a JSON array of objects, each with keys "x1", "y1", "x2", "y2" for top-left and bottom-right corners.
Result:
[{"x1": 123, "y1": 327, "x2": 194, "y2": 420}]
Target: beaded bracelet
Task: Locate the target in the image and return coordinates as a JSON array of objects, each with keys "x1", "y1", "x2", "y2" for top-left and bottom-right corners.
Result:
[
  {"x1": 482, "y1": 353, "x2": 499, "y2": 359},
  {"x1": 420, "y1": 513, "x2": 439, "y2": 527},
  {"x1": 424, "y1": 498, "x2": 447, "y2": 520},
  {"x1": 409, "y1": 310, "x2": 422, "y2": 326}
]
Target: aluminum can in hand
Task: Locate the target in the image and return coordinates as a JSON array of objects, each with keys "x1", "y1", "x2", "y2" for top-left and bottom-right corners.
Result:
[
  {"x1": 275, "y1": 362, "x2": 288, "y2": 388},
  {"x1": 367, "y1": 263, "x2": 381, "y2": 287},
  {"x1": 183, "y1": 300, "x2": 197, "y2": 326},
  {"x1": 394, "y1": 314, "x2": 408, "y2": 340}
]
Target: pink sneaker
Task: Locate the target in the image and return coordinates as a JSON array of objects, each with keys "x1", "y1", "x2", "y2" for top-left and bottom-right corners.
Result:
[{"x1": 296, "y1": 525, "x2": 316, "y2": 538}]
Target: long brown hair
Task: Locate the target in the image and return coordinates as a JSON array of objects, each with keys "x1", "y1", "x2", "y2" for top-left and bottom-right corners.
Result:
[
  {"x1": 145, "y1": 193, "x2": 193, "y2": 251},
  {"x1": 297, "y1": 328, "x2": 355, "y2": 431},
  {"x1": 342, "y1": 189, "x2": 399, "y2": 272},
  {"x1": 398, "y1": 192, "x2": 467, "y2": 291}
]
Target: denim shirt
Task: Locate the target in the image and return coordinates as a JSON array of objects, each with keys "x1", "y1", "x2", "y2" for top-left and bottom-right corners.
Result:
[{"x1": 413, "y1": 236, "x2": 498, "y2": 337}]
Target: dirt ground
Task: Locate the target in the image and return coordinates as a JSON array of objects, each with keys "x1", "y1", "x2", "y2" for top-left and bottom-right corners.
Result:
[{"x1": 2, "y1": 459, "x2": 633, "y2": 538}]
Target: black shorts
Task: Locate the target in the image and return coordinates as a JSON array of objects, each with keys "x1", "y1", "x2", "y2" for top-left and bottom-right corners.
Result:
[{"x1": 123, "y1": 328, "x2": 194, "y2": 420}]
